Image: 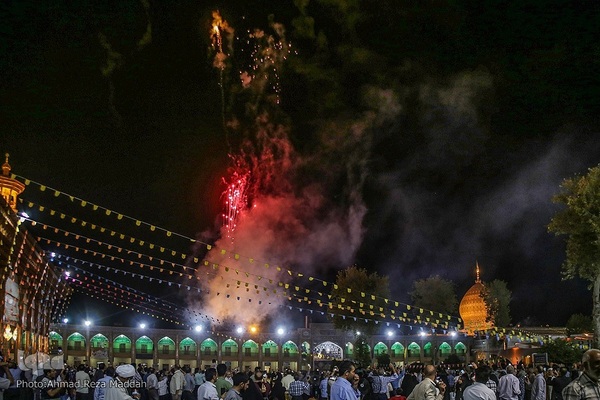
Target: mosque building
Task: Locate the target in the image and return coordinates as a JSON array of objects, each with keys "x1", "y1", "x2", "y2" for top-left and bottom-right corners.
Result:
[
  {"x1": 458, "y1": 262, "x2": 493, "y2": 335},
  {"x1": 0, "y1": 154, "x2": 70, "y2": 358}
]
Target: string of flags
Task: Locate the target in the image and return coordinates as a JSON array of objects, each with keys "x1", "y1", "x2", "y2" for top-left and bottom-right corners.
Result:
[
  {"x1": 41, "y1": 233, "x2": 455, "y2": 330},
  {"x1": 23, "y1": 214, "x2": 458, "y2": 329},
  {"x1": 16, "y1": 178, "x2": 463, "y2": 324},
  {"x1": 67, "y1": 277, "x2": 186, "y2": 326}
]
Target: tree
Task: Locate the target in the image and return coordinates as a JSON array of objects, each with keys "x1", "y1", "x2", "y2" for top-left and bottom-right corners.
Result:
[
  {"x1": 539, "y1": 339, "x2": 584, "y2": 365},
  {"x1": 354, "y1": 336, "x2": 372, "y2": 368},
  {"x1": 376, "y1": 351, "x2": 391, "y2": 367},
  {"x1": 566, "y1": 313, "x2": 593, "y2": 336},
  {"x1": 549, "y1": 165, "x2": 600, "y2": 347},
  {"x1": 444, "y1": 353, "x2": 462, "y2": 365},
  {"x1": 409, "y1": 275, "x2": 458, "y2": 315},
  {"x1": 329, "y1": 266, "x2": 391, "y2": 336},
  {"x1": 481, "y1": 280, "x2": 512, "y2": 327}
]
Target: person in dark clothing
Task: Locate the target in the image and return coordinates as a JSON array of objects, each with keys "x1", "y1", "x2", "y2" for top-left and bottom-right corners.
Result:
[
  {"x1": 270, "y1": 373, "x2": 285, "y2": 400},
  {"x1": 455, "y1": 372, "x2": 472, "y2": 400},
  {"x1": 400, "y1": 372, "x2": 418, "y2": 398},
  {"x1": 242, "y1": 375, "x2": 264, "y2": 400},
  {"x1": 550, "y1": 368, "x2": 570, "y2": 400}
]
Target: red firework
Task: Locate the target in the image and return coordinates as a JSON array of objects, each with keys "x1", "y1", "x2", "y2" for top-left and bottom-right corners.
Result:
[{"x1": 222, "y1": 171, "x2": 250, "y2": 241}]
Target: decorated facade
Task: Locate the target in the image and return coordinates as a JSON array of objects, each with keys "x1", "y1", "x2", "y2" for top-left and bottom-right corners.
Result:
[
  {"x1": 0, "y1": 157, "x2": 72, "y2": 359},
  {"x1": 48, "y1": 322, "x2": 472, "y2": 370}
]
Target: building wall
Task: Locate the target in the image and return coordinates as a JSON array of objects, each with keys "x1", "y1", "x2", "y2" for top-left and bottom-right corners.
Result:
[
  {"x1": 49, "y1": 323, "x2": 473, "y2": 369},
  {"x1": 0, "y1": 198, "x2": 71, "y2": 359}
]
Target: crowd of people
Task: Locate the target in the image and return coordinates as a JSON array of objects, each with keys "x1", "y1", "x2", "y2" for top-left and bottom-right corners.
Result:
[{"x1": 0, "y1": 349, "x2": 599, "y2": 400}]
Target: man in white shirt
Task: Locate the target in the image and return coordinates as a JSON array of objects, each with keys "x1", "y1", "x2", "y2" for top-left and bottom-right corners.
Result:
[
  {"x1": 197, "y1": 368, "x2": 219, "y2": 400},
  {"x1": 146, "y1": 368, "x2": 159, "y2": 400},
  {"x1": 463, "y1": 366, "x2": 496, "y2": 400},
  {"x1": 76, "y1": 365, "x2": 91, "y2": 400},
  {"x1": 170, "y1": 366, "x2": 185, "y2": 400},
  {"x1": 282, "y1": 370, "x2": 295, "y2": 392},
  {"x1": 498, "y1": 366, "x2": 521, "y2": 400}
]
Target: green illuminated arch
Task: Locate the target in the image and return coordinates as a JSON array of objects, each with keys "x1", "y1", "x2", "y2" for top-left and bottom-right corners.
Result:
[
  {"x1": 243, "y1": 340, "x2": 259, "y2": 356},
  {"x1": 158, "y1": 337, "x2": 175, "y2": 355},
  {"x1": 262, "y1": 340, "x2": 278, "y2": 355},
  {"x1": 49, "y1": 331, "x2": 63, "y2": 347},
  {"x1": 391, "y1": 342, "x2": 404, "y2": 357},
  {"x1": 67, "y1": 332, "x2": 86, "y2": 350},
  {"x1": 439, "y1": 342, "x2": 452, "y2": 356},
  {"x1": 407, "y1": 342, "x2": 420, "y2": 357},
  {"x1": 179, "y1": 337, "x2": 197, "y2": 354},
  {"x1": 221, "y1": 339, "x2": 238, "y2": 354},
  {"x1": 201, "y1": 339, "x2": 217, "y2": 356},
  {"x1": 345, "y1": 342, "x2": 354, "y2": 356},
  {"x1": 282, "y1": 341, "x2": 298, "y2": 357},
  {"x1": 423, "y1": 342, "x2": 432, "y2": 356},
  {"x1": 374, "y1": 342, "x2": 388, "y2": 356},
  {"x1": 135, "y1": 336, "x2": 154, "y2": 353},
  {"x1": 113, "y1": 335, "x2": 132, "y2": 353},
  {"x1": 91, "y1": 334, "x2": 109, "y2": 349}
]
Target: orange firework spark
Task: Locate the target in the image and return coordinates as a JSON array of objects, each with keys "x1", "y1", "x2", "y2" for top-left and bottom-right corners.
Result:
[{"x1": 211, "y1": 10, "x2": 231, "y2": 69}]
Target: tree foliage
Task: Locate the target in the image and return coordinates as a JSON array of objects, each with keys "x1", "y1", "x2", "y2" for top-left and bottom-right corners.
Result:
[
  {"x1": 376, "y1": 351, "x2": 391, "y2": 368},
  {"x1": 354, "y1": 336, "x2": 372, "y2": 368},
  {"x1": 481, "y1": 279, "x2": 512, "y2": 327},
  {"x1": 409, "y1": 275, "x2": 458, "y2": 315},
  {"x1": 539, "y1": 339, "x2": 584, "y2": 365},
  {"x1": 566, "y1": 313, "x2": 593, "y2": 336},
  {"x1": 329, "y1": 266, "x2": 390, "y2": 336},
  {"x1": 549, "y1": 165, "x2": 600, "y2": 347}
]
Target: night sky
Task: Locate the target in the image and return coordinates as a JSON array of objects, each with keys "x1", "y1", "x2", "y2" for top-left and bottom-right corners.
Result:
[{"x1": 1, "y1": 0, "x2": 600, "y2": 330}]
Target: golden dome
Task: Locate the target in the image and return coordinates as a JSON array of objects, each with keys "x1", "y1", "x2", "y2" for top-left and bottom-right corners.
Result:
[{"x1": 459, "y1": 262, "x2": 493, "y2": 334}]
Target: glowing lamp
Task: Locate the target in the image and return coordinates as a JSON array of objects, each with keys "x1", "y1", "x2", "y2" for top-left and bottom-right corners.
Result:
[{"x1": 3, "y1": 326, "x2": 13, "y2": 341}]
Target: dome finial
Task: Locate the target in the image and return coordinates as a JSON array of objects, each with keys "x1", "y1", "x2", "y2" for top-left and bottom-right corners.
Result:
[
  {"x1": 2, "y1": 153, "x2": 10, "y2": 176},
  {"x1": 475, "y1": 260, "x2": 481, "y2": 283}
]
